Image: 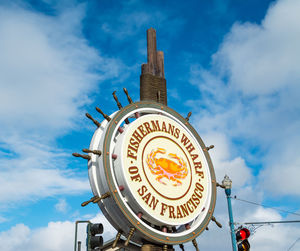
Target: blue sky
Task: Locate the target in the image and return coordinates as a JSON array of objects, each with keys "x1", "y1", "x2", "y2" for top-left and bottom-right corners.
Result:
[{"x1": 0, "y1": 0, "x2": 300, "y2": 250}]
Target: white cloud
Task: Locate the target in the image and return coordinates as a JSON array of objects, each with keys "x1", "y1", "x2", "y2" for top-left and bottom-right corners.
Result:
[
  {"x1": 183, "y1": 1, "x2": 300, "y2": 249},
  {"x1": 189, "y1": 0, "x2": 300, "y2": 196},
  {"x1": 0, "y1": 203, "x2": 298, "y2": 251},
  {"x1": 0, "y1": 221, "x2": 75, "y2": 251},
  {"x1": 174, "y1": 192, "x2": 298, "y2": 251},
  {"x1": 213, "y1": 0, "x2": 300, "y2": 95},
  {"x1": 0, "y1": 167, "x2": 89, "y2": 205},
  {"x1": 0, "y1": 134, "x2": 89, "y2": 205},
  {"x1": 0, "y1": 5, "x2": 118, "y2": 136},
  {"x1": 201, "y1": 132, "x2": 252, "y2": 188},
  {"x1": 0, "y1": 3, "x2": 124, "y2": 205},
  {"x1": 55, "y1": 198, "x2": 69, "y2": 213},
  {"x1": 0, "y1": 224, "x2": 30, "y2": 250},
  {"x1": 0, "y1": 213, "x2": 116, "y2": 251}
]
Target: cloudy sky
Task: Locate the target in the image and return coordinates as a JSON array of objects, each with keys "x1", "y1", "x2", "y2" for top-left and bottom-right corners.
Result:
[{"x1": 0, "y1": 0, "x2": 299, "y2": 250}]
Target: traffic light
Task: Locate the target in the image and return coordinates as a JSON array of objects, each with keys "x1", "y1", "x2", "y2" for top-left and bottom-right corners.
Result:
[
  {"x1": 236, "y1": 227, "x2": 250, "y2": 251},
  {"x1": 86, "y1": 223, "x2": 103, "y2": 251}
]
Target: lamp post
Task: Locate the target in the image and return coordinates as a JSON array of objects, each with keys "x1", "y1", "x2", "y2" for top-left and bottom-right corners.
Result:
[{"x1": 222, "y1": 175, "x2": 237, "y2": 251}]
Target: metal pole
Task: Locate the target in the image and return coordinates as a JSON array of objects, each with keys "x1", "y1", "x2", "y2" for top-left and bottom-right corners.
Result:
[
  {"x1": 244, "y1": 220, "x2": 300, "y2": 225},
  {"x1": 74, "y1": 222, "x2": 78, "y2": 251},
  {"x1": 78, "y1": 241, "x2": 81, "y2": 251},
  {"x1": 225, "y1": 188, "x2": 237, "y2": 251},
  {"x1": 74, "y1": 221, "x2": 90, "y2": 251}
]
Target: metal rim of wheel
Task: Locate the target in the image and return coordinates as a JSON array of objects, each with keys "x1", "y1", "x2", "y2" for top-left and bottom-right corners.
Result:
[{"x1": 87, "y1": 101, "x2": 217, "y2": 245}]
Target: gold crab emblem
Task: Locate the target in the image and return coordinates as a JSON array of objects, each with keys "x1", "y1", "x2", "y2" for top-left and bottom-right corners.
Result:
[{"x1": 146, "y1": 148, "x2": 188, "y2": 186}]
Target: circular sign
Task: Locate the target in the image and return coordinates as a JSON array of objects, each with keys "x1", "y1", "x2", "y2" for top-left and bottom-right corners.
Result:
[
  {"x1": 115, "y1": 114, "x2": 211, "y2": 226},
  {"x1": 87, "y1": 102, "x2": 216, "y2": 245}
]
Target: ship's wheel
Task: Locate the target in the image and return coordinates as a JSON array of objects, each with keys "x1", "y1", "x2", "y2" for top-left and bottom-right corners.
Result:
[{"x1": 80, "y1": 97, "x2": 216, "y2": 246}]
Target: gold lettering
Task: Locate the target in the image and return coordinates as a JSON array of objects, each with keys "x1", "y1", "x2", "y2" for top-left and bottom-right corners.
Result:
[
  {"x1": 138, "y1": 185, "x2": 147, "y2": 196},
  {"x1": 181, "y1": 133, "x2": 190, "y2": 146},
  {"x1": 186, "y1": 143, "x2": 195, "y2": 153},
  {"x1": 131, "y1": 173, "x2": 142, "y2": 182},
  {"x1": 128, "y1": 144, "x2": 138, "y2": 154},
  {"x1": 149, "y1": 196, "x2": 159, "y2": 210},
  {"x1": 186, "y1": 200, "x2": 194, "y2": 213},
  {"x1": 128, "y1": 166, "x2": 138, "y2": 174},
  {"x1": 168, "y1": 123, "x2": 174, "y2": 135},
  {"x1": 180, "y1": 204, "x2": 189, "y2": 217},
  {"x1": 169, "y1": 205, "x2": 176, "y2": 219},
  {"x1": 196, "y1": 182, "x2": 204, "y2": 191},
  {"x1": 192, "y1": 194, "x2": 200, "y2": 207},
  {"x1": 161, "y1": 122, "x2": 167, "y2": 132},
  {"x1": 129, "y1": 138, "x2": 139, "y2": 151},
  {"x1": 160, "y1": 203, "x2": 168, "y2": 216},
  {"x1": 151, "y1": 120, "x2": 161, "y2": 131},
  {"x1": 174, "y1": 128, "x2": 180, "y2": 139},
  {"x1": 194, "y1": 161, "x2": 202, "y2": 169},
  {"x1": 143, "y1": 122, "x2": 153, "y2": 134},
  {"x1": 191, "y1": 154, "x2": 198, "y2": 161},
  {"x1": 196, "y1": 170, "x2": 204, "y2": 178},
  {"x1": 176, "y1": 206, "x2": 183, "y2": 218},
  {"x1": 132, "y1": 130, "x2": 143, "y2": 143},
  {"x1": 129, "y1": 166, "x2": 142, "y2": 182},
  {"x1": 142, "y1": 192, "x2": 151, "y2": 204},
  {"x1": 127, "y1": 149, "x2": 137, "y2": 160},
  {"x1": 194, "y1": 187, "x2": 203, "y2": 199},
  {"x1": 138, "y1": 125, "x2": 147, "y2": 137}
]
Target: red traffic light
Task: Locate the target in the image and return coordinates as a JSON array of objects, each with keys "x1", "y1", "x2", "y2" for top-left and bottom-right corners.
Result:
[{"x1": 236, "y1": 228, "x2": 250, "y2": 242}]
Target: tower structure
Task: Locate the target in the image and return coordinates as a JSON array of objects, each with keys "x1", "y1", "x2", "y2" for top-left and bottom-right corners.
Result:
[
  {"x1": 74, "y1": 28, "x2": 219, "y2": 251},
  {"x1": 140, "y1": 28, "x2": 167, "y2": 105}
]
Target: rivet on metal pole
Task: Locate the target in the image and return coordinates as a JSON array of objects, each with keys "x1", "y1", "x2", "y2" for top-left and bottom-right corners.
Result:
[
  {"x1": 81, "y1": 192, "x2": 110, "y2": 207},
  {"x1": 96, "y1": 107, "x2": 111, "y2": 122},
  {"x1": 211, "y1": 216, "x2": 222, "y2": 228},
  {"x1": 85, "y1": 113, "x2": 101, "y2": 127},
  {"x1": 72, "y1": 153, "x2": 91, "y2": 161},
  {"x1": 81, "y1": 196, "x2": 98, "y2": 207},
  {"x1": 112, "y1": 91, "x2": 130, "y2": 124},
  {"x1": 96, "y1": 192, "x2": 110, "y2": 202},
  {"x1": 123, "y1": 88, "x2": 133, "y2": 104},
  {"x1": 125, "y1": 227, "x2": 135, "y2": 246},
  {"x1": 205, "y1": 145, "x2": 214, "y2": 151},
  {"x1": 192, "y1": 239, "x2": 199, "y2": 251},
  {"x1": 185, "y1": 112, "x2": 192, "y2": 121},
  {"x1": 112, "y1": 91, "x2": 123, "y2": 110},
  {"x1": 112, "y1": 230, "x2": 122, "y2": 248},
  {"x1": 163, "y1": 244, "x2": 168, "y2": 251},
  {"x1": 82, "y1": 149, "x2": 102, "y2": 156}
]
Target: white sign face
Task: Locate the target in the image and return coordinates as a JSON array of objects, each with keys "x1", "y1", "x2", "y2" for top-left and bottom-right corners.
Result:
[{"x1": 121, "y1": 114, "x2": 211, "y2": 225}]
